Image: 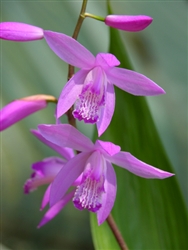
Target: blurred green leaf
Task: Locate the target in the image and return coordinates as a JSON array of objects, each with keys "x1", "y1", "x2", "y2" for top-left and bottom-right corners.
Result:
[{"x1": 90, "y1": 2, "x2": 188, "y2": 250}]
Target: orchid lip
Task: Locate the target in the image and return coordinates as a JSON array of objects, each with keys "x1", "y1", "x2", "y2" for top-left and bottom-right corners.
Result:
[
  {"x1": 73, "y1": 176, "x2": 104, "y2": 212},
  {"x1": 73, "y1": 67, "x2": 106, "y2": 124},
  {"x1": 72, "y1": 151, "x2": 106, "y2": 212}
]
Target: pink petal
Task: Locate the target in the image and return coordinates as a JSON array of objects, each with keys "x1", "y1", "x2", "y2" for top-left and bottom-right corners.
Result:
[
  {"x1": 97, "y1": 83, "x2": 115, "y2": 136},
  {"x1": 0, "y1": 97, "x2": 47, "y2": 131},
  {"x1": 95, "y1": 53, "x2": 120, "y2": 69},
  {"x1": 95, "y1": 140, "x2": 121, "y2": 157},
  {"x1": 38, "y1": 124, "x2": 94, "y2": 152},
  {"x1": 40, "y1": 184, "x2": 51, "y2": 210},
  {"x1": 50, "y1": 152, "x2": 90, "y2": 206},
  {"x1": 31, "y1": 129, "x2": 74, "y2": 160},
  {"x1": 44, "y1": 31, "x2": 95, "y2": 69},
  {"x1": 105, "y1": 15, "x2": 153, "y2": 32},
  {"x1": 57, "y1": 69, "x2": 88, "y2": 118},
  {"x1": 110, "y1": 152, "x2": 174, "y2": 179},
  {"x1": 0, "y1": 22, "x2": 44, "y2": 41},
  {"x1": 107, "y1": 67, "x2": 165, "y2": 96},
  {"x1": 38, "y1": 190, "x2": 75, "y2": 228},
  {"x1": 24, "y1": 157, "x2": 63, "y2": 194},
  {"x1": 32, "y1": 157, "x2": 64, "y2": 177},
  {"x1": 97, "y1": 162, "x2": 117, "y2": 225}
]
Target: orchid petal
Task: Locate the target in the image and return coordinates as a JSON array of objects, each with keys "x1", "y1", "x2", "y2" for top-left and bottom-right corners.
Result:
[
  {"x1": 44, "y1": 31, "x2": 95, "y2": 69},
  {"x1": 107, "y1": 67, "x2": 165, "y2": 96},
  {"x1": 38, "y1": 190, "x2": 75, "y2": 228},
  {"x1": 32, "y1": 157, "x2": 64, "y2": 177},
  {"x1": 95, "y1": 53, "x2": 120, "y2": 69},
  {"x1": 97, "y1": 162, "x2": 117, "y2": 225},
  {"x1": 0, "y1": 97, "x2": 47, "y2": 131},
  {"x1": 105, "y1": 15, "x2": 153, "y2": 32},
  {"x1": 0, "y1": 22, "x2": 44, "y2": 41},
  {"x1": 110, "y1": 152, "x2": 174, "y2": 179},
  {"x1": 38, "y1": 124, "x2": 94, "y2": 152},
  {"x1": 97, "y1": 83, "x2": 115, "y2": 136},
  {"x1": 95, "y1": 140, "x2": 121, "y2": 157},
  {"x1": 24, "y1": 157, "x2": 63, "y2": 194},
  {"x1": 40, "y1": 184, "x2": 51, "y2": 210},
  {"x1": 50, "y1": 152, "x2": 89, "y2": 206},
  {"x1": 31, "y1": 129, "x2": 74, "y2": 160},
  {"x1": 57, "y1": 69, "x2": 88, "y2": 118}
]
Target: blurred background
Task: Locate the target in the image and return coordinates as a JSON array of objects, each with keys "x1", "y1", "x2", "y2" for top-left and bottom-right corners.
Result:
[{"x1": 1, "y1": 0, "x2": 187, "y2": 249}]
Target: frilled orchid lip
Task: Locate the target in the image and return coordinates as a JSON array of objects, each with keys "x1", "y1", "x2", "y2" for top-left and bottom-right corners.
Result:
[
  {"x1": 73, "y1": 151, "x2": 106, "y2": 212},
  {"x1": 73, "y1": 67, "x2": 106, "y2": 124},
  {"x1": 38, "y1": 124, "x2": 174, "y2": 225}
]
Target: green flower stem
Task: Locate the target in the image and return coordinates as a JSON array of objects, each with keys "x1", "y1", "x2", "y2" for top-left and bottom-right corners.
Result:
[
  {"x1": 71, "y1": 0, "x2": 88, "y2": 41},
  {"x1": 84, "y1": 12, "x2": 105, "y2": 22}
]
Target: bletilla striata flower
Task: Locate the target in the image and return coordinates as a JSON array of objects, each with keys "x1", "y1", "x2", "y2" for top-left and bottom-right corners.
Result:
[
  {"x1": 0, "y1": 21, "x2": 164, "y2": 136},
  {"x1": 38, "y1": 124, "x2": 174, "y2": 225},
  {"x1": 24, "y1": 129, "x2": 77, "y2": 228},
  {"x1": 43, "y1": 31, "x2": 165, "y2": 136}
]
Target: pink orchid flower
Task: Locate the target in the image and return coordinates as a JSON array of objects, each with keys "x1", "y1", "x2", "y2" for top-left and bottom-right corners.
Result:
[
  {"x1": 43, "y1": 31, "x2": 165, "y2": 136},
  {"x1": 0, "y1": 22, "x2": 164, "y2": 136},
  {"x1": 0, "y1": 95, "x2": 56, "y2": 131},
  {"x1": 38, "y1": 124, "x2": 174, "y2": 225},
  {"x1": 24, "y1": 129, "x2": 78, "y2": 228}
]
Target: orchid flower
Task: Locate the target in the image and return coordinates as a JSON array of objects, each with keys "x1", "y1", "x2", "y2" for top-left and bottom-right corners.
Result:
[
  {"x1": 38, "y1": 124, "x2": 174, "y2": 225},
  {"x1": 43, "y1": 31, "x2": 165, "y2": 136},
  {"x1": 24, "y1": 156, "x2": 78, "y2": 228},
  {"x1": 104, "y1": 15, "x2": 153, "y2": 31},
  {"x1": 0, "y1": 95, "x2": 56, "y2": 131},
  {"x1": 24, "y1": 129, "x2": 78, "y2": 228},
  {"x1": 0, "y1": 22, "x2": 164, "y2": 136}
]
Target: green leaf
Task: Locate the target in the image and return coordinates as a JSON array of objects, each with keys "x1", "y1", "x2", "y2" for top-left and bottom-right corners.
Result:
[{"x1": 90, "y1": 3, "x2": 188, "y2": 250}]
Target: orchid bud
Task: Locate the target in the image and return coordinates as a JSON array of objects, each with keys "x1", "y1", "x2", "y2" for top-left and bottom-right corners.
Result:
[
  {"x1": 105, "y1": 15, "x2": 153, "y2": 32},
  {"x1": 0, "y1": 22, "x2": 44, "y2": 41},
  {"x1": 0, "y1": 94, "x2": 57, "y2": 131}
]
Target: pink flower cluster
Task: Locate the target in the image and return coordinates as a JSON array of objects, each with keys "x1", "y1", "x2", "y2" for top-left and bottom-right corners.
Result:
[{"x1": 0, "y1": 13, "x2": 174, "y2": 227}]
